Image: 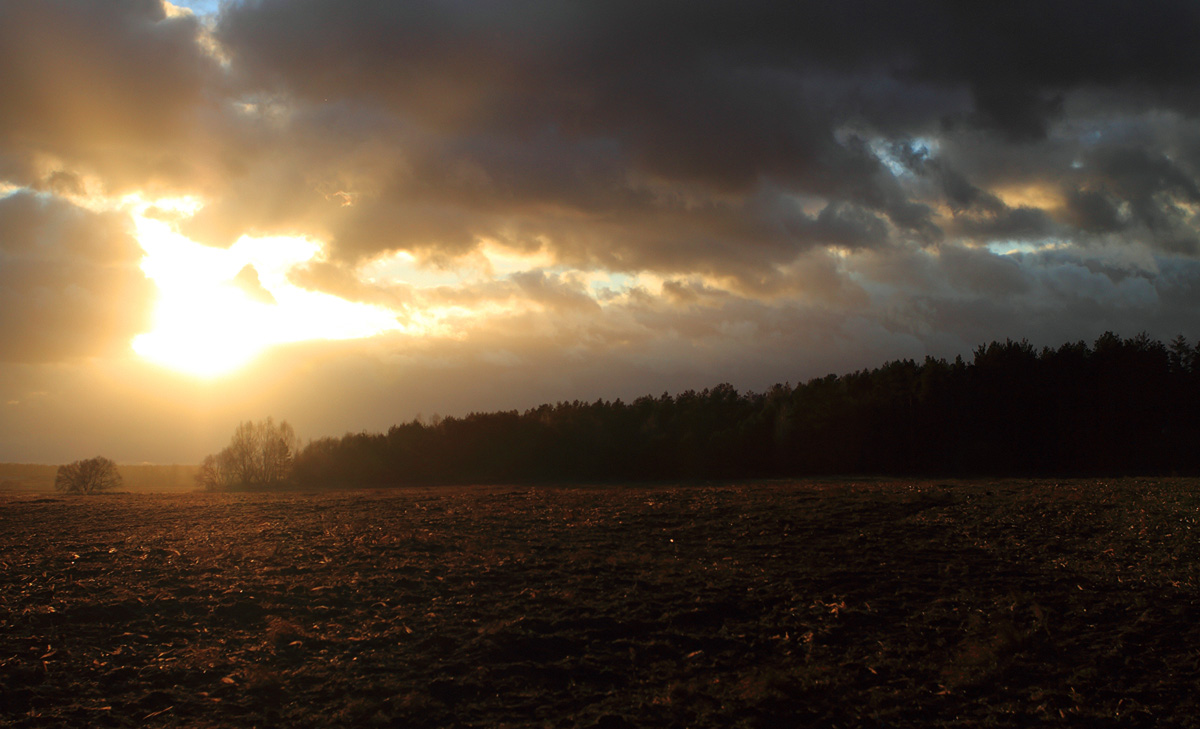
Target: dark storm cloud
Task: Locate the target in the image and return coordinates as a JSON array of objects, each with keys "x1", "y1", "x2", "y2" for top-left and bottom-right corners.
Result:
[
  {"x1": 1063, "y1": 187, "x2": 1126, "y2": 234},
  {"x1": 898, "y1": 2, "x2": 1200, "y2": 141},
  {"x1": 217, "y1": 1, "x2": 1200, "y2": 144},
  {"x1": 1082, "y1": 146, "x2": 1200, "y2": 252},
  {"x1": 794, "y1": 202, "x2": 892, "y2": 250},
  {"x1": 0, "y1": 0, "x2": 1196, "y2": 261},
  {"x1": 930, "y1": 163, "x2": 1004, "y2": 215},
  {"x1": 0, "y1": 0, "x2": 224, "y2": 193},
  {"x1": 199, "y1": 0, "x2": 1200, "y2": 273},
  {"x1": 953, "y1": 205, "x2": 1059, "y2": 242},
  {"x1": 0, "y1": 192, "x2": 155, "y2": 362},
  {"x1": 935, "y1": 245, "x2": 1031, "y2": 297}
]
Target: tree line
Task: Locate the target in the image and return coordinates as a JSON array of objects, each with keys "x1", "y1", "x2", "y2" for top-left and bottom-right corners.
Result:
[
  {"x1": 195, "y1": 333, "x2": 1200, "y2": 490},
  {"x1": 230, "y1": 332, "x2": 1196, "y2": 488}
]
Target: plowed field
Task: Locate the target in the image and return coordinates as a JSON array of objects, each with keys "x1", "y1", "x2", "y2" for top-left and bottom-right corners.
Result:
[{"x1": 2, "y1": 479, "x2": 1199, "y2": 727}]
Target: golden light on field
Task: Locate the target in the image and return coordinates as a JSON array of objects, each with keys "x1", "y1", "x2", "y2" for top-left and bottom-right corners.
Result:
[{"x1": 130, "y1": 204, "x2": 401, "y2": 377}]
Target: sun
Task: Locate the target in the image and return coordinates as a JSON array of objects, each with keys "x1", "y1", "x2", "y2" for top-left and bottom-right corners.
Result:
[{"x1": 129, "y1": 201, "x2": 401, "y2": 377}]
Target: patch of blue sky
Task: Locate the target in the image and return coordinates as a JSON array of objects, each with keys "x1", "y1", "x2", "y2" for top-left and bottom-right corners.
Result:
[
  {"x1": 868, "y1": 141, "x2": 907, "y2": 177},
  {"x1": 867, "y1": 136, "x2": 938, "y2": 178},
  {"x1": 909, "y1": 137, "x2": 937, "y2": 156},
  {"x1": 986, "y1": 239, "x2": 1063, "y2": 256},
  {"x1": 170, "y1": 0, "x2": 222, "y2": 17},
  {"x1": 588, "y1": 272, "x2": 636, "y2": 295}
]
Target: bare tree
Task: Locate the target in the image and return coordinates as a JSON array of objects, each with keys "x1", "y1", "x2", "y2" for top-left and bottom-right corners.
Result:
[
  {"x1": 55, "y1": 456, "x2": 122, "y2": 494},
  {"x1": 195, "y1": 452, "x2": 235, "y2": 491},
  {"x1": 201, "y1": 417, "x2": 299, "y2": 490}
]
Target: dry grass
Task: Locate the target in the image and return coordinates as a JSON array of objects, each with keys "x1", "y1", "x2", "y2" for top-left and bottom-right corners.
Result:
[{"x1": 1, "y1": 480, "x2": 1199, "y2": 727}]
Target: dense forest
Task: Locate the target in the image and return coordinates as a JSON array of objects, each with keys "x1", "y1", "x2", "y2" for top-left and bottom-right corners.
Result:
[{"x1": 288, "y1": 332, "x2": 1200, "y2": 486}]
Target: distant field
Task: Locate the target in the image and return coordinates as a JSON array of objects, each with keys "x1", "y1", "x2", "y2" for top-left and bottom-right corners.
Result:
[
  {"x1": 2, "y1": 480, "x2": 1198, "y2": 727},
  {"x1": 0, "y1": 463, "x2": 199, "y2": 493}
]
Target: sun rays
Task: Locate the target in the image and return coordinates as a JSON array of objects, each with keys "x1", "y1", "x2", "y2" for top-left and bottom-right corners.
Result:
[{"x1": 129, "y1": 202, "x2": 401, "y2": 377}]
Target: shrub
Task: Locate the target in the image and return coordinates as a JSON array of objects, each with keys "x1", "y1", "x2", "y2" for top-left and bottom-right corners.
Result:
[{"x1": 54, "y1": 456, "x2": 122, "y2": 494}]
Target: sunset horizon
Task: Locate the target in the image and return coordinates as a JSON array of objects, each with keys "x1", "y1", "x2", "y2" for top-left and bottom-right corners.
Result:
[
  {"x1": 5, "y1": 4, "x2": 1200, "y2": 723},
  {"x1": 4, "y1": 0, "x2": 1200, "y2": 464}
]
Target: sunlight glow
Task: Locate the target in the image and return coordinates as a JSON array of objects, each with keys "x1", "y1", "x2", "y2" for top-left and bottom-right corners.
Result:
[
  {"x1": 362, "y1": 240, "x2": 561, "y2": 289},
  {"x1": 399, "y1": 300, "x2": 536, "y2": 339},
  {"x1": 130, "y1": 204, "x2": 401, "y2": 377},
  {"x1": 362, "y1": 250, "x2": 465, "y2": 288},
  {"x1": 477, "y1": 239, "x2": 558, "y2": 277},
  {"x1": 125, "y1": 199, "x2": 666, "y2": 376},
  {"x1": 991, "y1": 183, "x2": 1064, "y2": 211}
]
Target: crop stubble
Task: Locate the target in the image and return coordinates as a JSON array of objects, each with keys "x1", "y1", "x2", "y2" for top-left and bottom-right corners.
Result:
[{"x1": 2, "y1": 479, "x2": 1199, "y2": 727}]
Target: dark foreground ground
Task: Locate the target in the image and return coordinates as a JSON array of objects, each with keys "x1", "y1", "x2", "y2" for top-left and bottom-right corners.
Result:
[{"x1": 2, "y1": 480, "x2": 1199, "y2": 728}]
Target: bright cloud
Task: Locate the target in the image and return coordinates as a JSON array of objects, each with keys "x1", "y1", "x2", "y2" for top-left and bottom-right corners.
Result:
[{"x1": 130, "y1": 205, "x2": 402, "y2": 376}]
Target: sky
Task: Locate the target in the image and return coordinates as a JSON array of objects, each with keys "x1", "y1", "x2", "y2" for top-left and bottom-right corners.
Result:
[{"x1": 3, "y1": 0, "x2": 1200, "y2": 464}]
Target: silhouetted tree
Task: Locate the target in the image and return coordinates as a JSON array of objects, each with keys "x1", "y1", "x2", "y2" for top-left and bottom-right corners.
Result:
[
  {"x1": 55, "y1": 456, "x2": 122, "y2": 494},
  {"x1": 195, "y1": 452, "x2": 235, "y2": 491},
  {"x1": 203, "y1": 417, "x2": 299, "y2": 490}
]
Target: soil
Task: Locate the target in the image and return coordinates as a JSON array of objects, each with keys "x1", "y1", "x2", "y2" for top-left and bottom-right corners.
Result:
[{"x1": 2, "y1": 479, "x2": 1199, "y2": 727}]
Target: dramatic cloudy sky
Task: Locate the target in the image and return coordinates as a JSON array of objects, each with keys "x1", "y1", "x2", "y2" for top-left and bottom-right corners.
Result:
[{"x1": 3, "y1": 0, "x2": 1200, "y2": 463}]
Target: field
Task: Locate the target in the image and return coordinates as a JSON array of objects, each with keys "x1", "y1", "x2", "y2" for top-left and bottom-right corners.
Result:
[
  {"x1": 2, "y1": 479, "x2": 1199, "y2": 727},
  {"x1": 0, "y1": 464, "x2": 199, "y2": 493}
]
